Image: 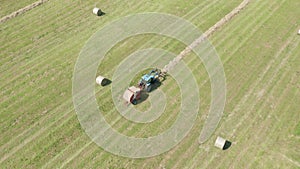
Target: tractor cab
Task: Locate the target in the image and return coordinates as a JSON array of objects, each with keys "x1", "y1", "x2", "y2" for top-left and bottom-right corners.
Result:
[
  {"x1": 141, "y1": 74, "x2": 154, "y2": 84},
  {"x1": 138, "y1": 69, "x2": 160, "y2": 92}
]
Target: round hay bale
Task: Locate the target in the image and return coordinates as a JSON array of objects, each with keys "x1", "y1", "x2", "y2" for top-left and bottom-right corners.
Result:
[
  {"x1": 214, "y1": 136, "x2": 226, "y2": 149},
  {"x1": 96, "y1": 76, "x2": 109, "y2": 86},
  {"x1": 298, "y1": 29, "x2": 300, "y2": 35},
  {"x1": 123, "y1": 86, "x2": 141, "y2": 104},
  {"x1": 93, "y1": 7, "x2": 104, "y2": 16}
]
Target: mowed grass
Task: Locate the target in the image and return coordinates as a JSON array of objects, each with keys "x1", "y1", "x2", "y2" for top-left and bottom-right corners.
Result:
[{"x1": 0, "y1": 0, "x2": 299, "y2": 168}]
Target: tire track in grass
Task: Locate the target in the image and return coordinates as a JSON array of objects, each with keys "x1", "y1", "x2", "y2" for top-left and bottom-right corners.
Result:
[
  {"x1": 183, "y1": 6, "x2": 291, "y2": 169},
  {"x1": 162, "y1": 121, "x2": 205, "y2": 169},
  {"x1": 60, "y1": 104, "x2": 150, "y2": 167},
  {"x1": 0, "y1": 97, "x2": 71, "y2": 149},
  {"x1": 211, "y1": 0, "x2": 275, "y2": 47},
  {"x1": 211, "y1": 31, "x2": 297, "y2": 168},
  {"x1": 59, "y1": 0, "x2": 237, "y2": 166},
  {"x1": 0, "y1": 0, "x2": 124, "y2": 121},
  {"x1": 213, "y1": 31, "x2": 299, "y2": 169},
  {"x1": 209, "y1": 62, "x2": 291, "y2": 169},
  {"x1": 42, "y1": 132, "x2": 92, "y2": 168},
  {"x1": 21, "y1": 116, "x2": 81, "y2": 168},
  {"x1": 247, "y1": 92, "x2": 299, "y2": 168},
  {"x1": 184, "y1": 0, "x2": 235, "y2": 32},
  {"x1": 4, "y1": 19, "x2": 192, "y2": 166},
  {"x1": 0, "y1": 0, "x2": 116, "y2": 54},
  {"x1": 189, "y1": 4, "x2": 292, "y2": 168},
  {"x1": 0, "y1": 0, "x2": 162, "y2": 76},
  {"x1": 0, "y1": 15, "x2": 91, "y2": 98},
  {"x1": 1, "y1": 3, "x2": 171, "y2": 124},
  {"x1": 0, "y1": 48, "x2": 86, "y2": 136},
  {"x1": 68, "y1": 72, "x2": 182, "y2": 167},
  {"x1": 0, "y1": 0, "x2": 130, "y2": 54},
  {"x1": 230, "y1": 37, "x2": 299, "y2": 168},
  {"x1": 0, "y1": 0, "x2": 218, "y2": 103},
  {"x1": 0, "y1": 79, "x2": 71, "y2": 143},
  {"x1": 227, "y1": 30, "x2": 296, "y2": 139},
  {"x1": 0, "y1": 84, "x2": 115, "y2": 164},
  {"x1": 0, "y1": 70, "x2": 116, "y2": 160},
  {"x1": 78, "y1": 40, "x2": 217, "y2": 168},
  {"x1": 1, "y1": 53, "x2": 75, "y2": 111},
  {"x1": 0, "y1": 0, "x2": 140, "y2": 166},
  {"x1": 41, "y1": 135, "x2": 87, "y2": 168},
  {"x1": 55, "y1": 66, "x2": 174, "y2": 168},
  {"x1": 0, "y1": 0, "x2": 143, "y2": 84},
  {"x1": 41, "y1": 82, "x2": 141, "y2": 167},
  {"x1": 3, "y1": 97, "x2": 110, "y2": 167},
  {"x1": 140, "y1": 71, "x2": 208, "y2": 168},
  {"x1": 213, "y1": 0, "x2": 287, "y2": 135},
  {"x1": 0, "y1": 0, "x2": 220, "y2": 86},
  {"x1": 34, "y1": 110, "x2": 114, "y2": 168},
  {"x1": 0, "y1": 106, "x2": 75, "y2": 163},
  {"x1": 245, "y1": 42, "x2": 300, "y2": 169},
  {"x1": 0, "y1": 0, "x2": 70, "y2": 54},
  {"x1": 275, "y1": 151, "x2": 300, "y2": 168},
  {"x1": 156, "y1": 2, "x2": 276, "y2": 156},
  {"x1": 0, "y1": 44, "x2": 82, "y2": 134},
  {"x1": 227, "y1": 72, "x2": 294, "y2": 169},
  {"x1": 0, "y1": 0, "x2": 246, "y2": 166},
  {"x1": 59, "y1": 141, "x2": 95, "y2": 169},
  {"x1": 152, "y1": 0, "x2": 254, "y2": 167},
  {"x1": 69, "y1": 50, "x2": 193, "y2": 167},
  {"x1": 0, "y1": 53, "x2": 74, "y2": 111},
  {"x1": 142, "y1": 46, "x2": 227, "y2": 168},
  {"x1": 0, "y1": 7, "x2": 183, "y2": 164},
  {"x1": 182, "y1": 147, "x2": 204, "y2": 169},
  {"x1": 182, "y1": 0, "x2": 219, "y2": 22},
  {"x1": 1, "y1": 9, "x2": 94, "y2": 82},
  {"x1": 41, "y1": 88, "x2": 124, "y2": 167},
  {"x1": 217, "y1": 0, "x2": 289, "y2": 121},
  {"x1": 0, "y1": 33, "x2": 90, "y2": 106},
  {"x1": 189, "y1": 0, "x2": 280, "y2": 92},
  {"x1": 172, "y1": 0, "x2": 276, "y2": 95},
  {"x1": 0, "y1": 0, "x2": 173, "y2": 57},
  {"x1": 83, "y1": 110, "x2": 177, "y2": 168},
  {"x1": 161, "y1": 0, "x2": 251, "y2": 74},
  {"x1": 216, "y1": 0, "x2": 287, "y2": 65},
  {"x1": 230, "y1": 70, "x2": 292, "y2": 168},
  {"x1": 0, "y1": 0, "x2": 38, "y2": 18},
  {"x1": 146, "y1": 62, "x2": 210, "y2": 169},
  {"x1": 52, "y1": 1, "x2": 226, "y2": 166},
  {"x1": 201, "y1": 0, "x2": 283, "y2": 79},
  {"x1": 1, "y1": 1, "x2": 230, "y2": 167}
]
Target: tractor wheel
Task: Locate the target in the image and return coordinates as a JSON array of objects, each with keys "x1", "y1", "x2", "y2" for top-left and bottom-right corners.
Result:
[
  {"x1": 146, "y1": 85, "x2": 152, "y2": 92},
  {"x1": 132, "y1": 99, "x2": 137, "y2": 105}
]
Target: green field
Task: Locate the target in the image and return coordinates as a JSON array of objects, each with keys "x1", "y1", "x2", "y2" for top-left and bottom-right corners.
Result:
[{"x1": 1, "y1": 0, "x2": 299, "y2": 168}]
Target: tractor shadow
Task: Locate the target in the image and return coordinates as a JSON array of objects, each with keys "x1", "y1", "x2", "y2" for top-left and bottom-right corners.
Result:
[
  {"x1": 136, "y1": 92, "x2": 149, "y2": 104},
  {"x1": 135, "y1": 81, "x2": 162, "y2": 105},
  {"x1": 148, "y1": 80, "x2": 162, "y2": 93}
]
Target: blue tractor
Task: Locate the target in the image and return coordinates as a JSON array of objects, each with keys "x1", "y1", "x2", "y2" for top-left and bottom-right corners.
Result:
[{"x1": 138, "y1": 69, "x2": 161, "y2": 92}]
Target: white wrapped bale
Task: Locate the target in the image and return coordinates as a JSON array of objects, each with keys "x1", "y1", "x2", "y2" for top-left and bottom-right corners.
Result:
[
  {"x1": 96, "y1": 76, "x2": 109, "y2": 86},
  {"x1": 214, "y1": 136, "x2": 226, "y2": 149},
  {"x1": 93, "y1": 7, "x2": 104, "y2": 16},
  {"x1": 298, "y1": 29, "x2": 300, "y2": 35}
]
